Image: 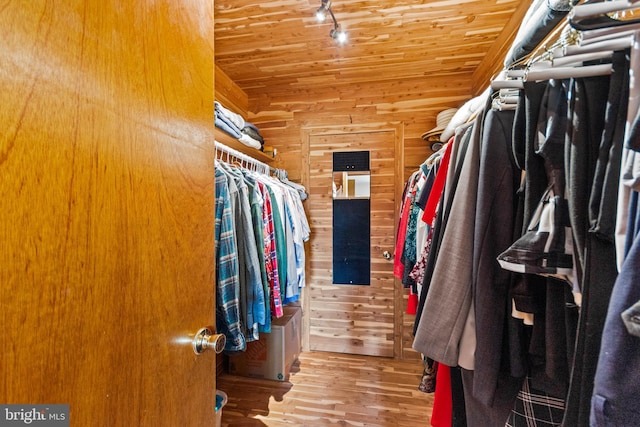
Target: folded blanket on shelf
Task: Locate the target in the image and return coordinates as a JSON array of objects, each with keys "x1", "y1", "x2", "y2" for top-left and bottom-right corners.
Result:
[
  {"x1": 214, "y1": 101, "x2": 267, "y2": 151},
  {"x1": 238, "y1": 133, "x2": 262, "y2": 150},
  {"x1": 242, "y1": 123, "x2": 265, "y2": 145},
  {"x1": 215, "y1": 111, "x2": 243, "y2": 139},
  {"x1": 215, "y1": 101, "x2": 245, "y2": 129}
]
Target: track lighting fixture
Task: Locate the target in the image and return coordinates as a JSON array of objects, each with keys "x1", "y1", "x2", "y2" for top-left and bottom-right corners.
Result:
[
  {"x1": 315, "y1": 0, "x2": 330, "y2": 22},
  {"x1": 330, "y1": 27, "x2": 347, "y2": 44},
  {"x1": 315, "y1": 0, "x2": 347, "y2": 45}
]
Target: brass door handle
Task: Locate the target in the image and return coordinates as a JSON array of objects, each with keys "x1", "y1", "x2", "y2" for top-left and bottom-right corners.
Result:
[{"x1": 192, "y1": 327, "x2": 226, "y2": 355}]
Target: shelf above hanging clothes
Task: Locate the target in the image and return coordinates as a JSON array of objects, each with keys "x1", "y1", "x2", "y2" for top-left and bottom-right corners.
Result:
[{"x1": 214, "y1": 128, "x2": 275, "y2": 164}]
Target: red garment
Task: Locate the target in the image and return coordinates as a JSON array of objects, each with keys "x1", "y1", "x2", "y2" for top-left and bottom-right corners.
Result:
[
  {"x1": 430, "y1": 362, "x2": 452, "y2": 427},
  {"x1": 257, "y1": 181, "x2": 283, "y2": 318},
  {"x1": 407, "y1": 287, "x2": 418, "y2": 314},
  {"x1": 393, "y1": 177, "x2": 415, "y2": 278},
  {"x1": 422, "y1": 139, "x2": 454, "y2": 227}
]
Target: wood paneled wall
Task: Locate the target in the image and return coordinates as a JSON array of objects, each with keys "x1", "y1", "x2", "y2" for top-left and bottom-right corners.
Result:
[
  {"x1": 244, "y1": 74, "x2": 476, "y2": 361},
  {"x1": 251, "y1": 74, "x2": 474, "y2": 180},
  {"x1": 215, "y1": 64, "x2": 248, "y2": 118},
  {"x1": 305, "y1": 127, "x2": 401, "y2": 358},
  {"x1": 216, "y1": 3, "x2": 527, "y2": 361}
]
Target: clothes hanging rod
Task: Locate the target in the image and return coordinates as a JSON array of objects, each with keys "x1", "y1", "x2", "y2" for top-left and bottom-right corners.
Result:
[{"x1": 214, "y1": 140, "x2": 270, "y2": 175}]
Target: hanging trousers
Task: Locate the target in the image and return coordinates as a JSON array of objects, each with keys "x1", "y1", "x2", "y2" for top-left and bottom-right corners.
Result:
[{"x1": 563, "y1": 51, "x2": 629, "y2": 427}]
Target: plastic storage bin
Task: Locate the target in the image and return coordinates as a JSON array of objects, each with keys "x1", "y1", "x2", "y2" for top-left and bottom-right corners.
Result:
[{"x1": 215, "y1": 390, "x2": 228, "y2": 427}]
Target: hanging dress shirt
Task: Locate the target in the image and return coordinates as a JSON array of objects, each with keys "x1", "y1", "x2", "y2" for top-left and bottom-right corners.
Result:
[
  {"x1": 257, "y1": 180, "x2": 284, "y2": 318},
  {"x1": 215, "y1": 168, "x2": 246, "y2": 351}
]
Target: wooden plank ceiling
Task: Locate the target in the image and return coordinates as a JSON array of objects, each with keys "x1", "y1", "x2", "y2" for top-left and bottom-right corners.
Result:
[{"x1": 214, "y1": 0, "x2": 529, "y2": 107}]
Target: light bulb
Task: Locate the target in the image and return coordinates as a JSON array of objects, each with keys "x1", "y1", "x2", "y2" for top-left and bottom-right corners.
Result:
[
  {"x1": 336, "y1": 30, "x2": 347, "y2": 44},
  {"x1": 330, "y1": 28, "x2": 347, "y2": 44}
]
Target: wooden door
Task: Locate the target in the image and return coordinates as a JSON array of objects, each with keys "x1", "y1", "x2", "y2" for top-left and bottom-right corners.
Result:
[
  {"x1": 0, "y1": 1, "x2": 217, "y2": 425},
  {"x1": 306, "y1": 126, "x2": 402, "y2": 357}
]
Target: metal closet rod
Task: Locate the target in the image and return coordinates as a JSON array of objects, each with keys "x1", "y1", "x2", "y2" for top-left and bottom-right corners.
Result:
[{"x1": 214, "y1": 140, "x2": 270, "y2": 175}]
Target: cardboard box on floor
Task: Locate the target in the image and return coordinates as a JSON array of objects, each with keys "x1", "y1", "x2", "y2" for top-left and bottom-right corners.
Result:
[{"x1": 228, "y1": 305, "x2": 302, "y2": 381}]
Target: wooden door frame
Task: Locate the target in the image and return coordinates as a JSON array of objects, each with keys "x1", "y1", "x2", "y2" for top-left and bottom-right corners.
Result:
[{"x1": 300, "y1": 122, "x2": 405, "y2": 358}]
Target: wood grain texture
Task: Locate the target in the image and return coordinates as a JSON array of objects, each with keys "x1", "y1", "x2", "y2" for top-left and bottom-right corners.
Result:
[
  {"x1": 214, "y1": 66, "x2": 276, "y2": 164},
  {"x1": 218, "y1": 351, "x2": 434, "y2": 426},
  {"x1": 304, "y1": 126, "x2": 403, "y2": 358},
  {"x1": 1, "y1": 1, "x2": 217, "y2": 425},
  {"x1": 214, "y1": 0, "x2": 528, "y2": 170},
  {"x1": 214, "y1": 0, "x2": 532, "y2": 362},
  {"x1": 470, "y1": 0, "x2": 535, "y2": 95},
  {"x1": 215, "y1": 128, "x2": 275, "y2": 164},
  {"x1": 214, "y1": 0, "x2": 531, "y2": 188},
  {"x1": 215, "y1": 0, "x2": 522, "y2": 97},
  {"x1": 216, "y1": 65, "x2": 249, "y2": 120}
]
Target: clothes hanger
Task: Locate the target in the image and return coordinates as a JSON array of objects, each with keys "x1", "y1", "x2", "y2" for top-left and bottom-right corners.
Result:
[
  {"x1": 491, "y1": 89, "x2": 519, "y2": 111},
  {"x1": 492, "y1": 1, "x2": 635, "y2": 91},
  {"x1": 499, "y1": 89, "x2": 520, "y2": 104},
  {"x1": 491, "y1": 23, "x2": 575, "y2": 89},
  {"x1": 493, "y1": 50, "x2": 614, "y2": 86},
  {"x1": 550, "y1": 49, "x2": 613, "y2": 65},
  {"x1": 570, "y1": 0, "x2": 640, "y2": 31},
  {"x1": 514, "y1": 50, "x2": 614, "y2": 75},
  {"x1": 525, "y1": 62, "x2": 613, "y2": 81},
  {"x1": 516, "y1": 42, "x2": 619, "y2": 76},
  {"x1": 506, "y1": 28, "x2": 629, "y2": 82},
  {"x1": 570, "y1": 0, "x2": 640, "y2": 22},
  {"x1": 580, "y1": 25, "x2": 639, "y2": 45},
  {"x1": 553, "y1": 32, "x2": 633, "y2": 57},
  {"x1": 490, "y1": 69, "x2": 525, "y2": 89},
  {"x1": 491, "y1": 99, "x2": 518, "y2": 111}
]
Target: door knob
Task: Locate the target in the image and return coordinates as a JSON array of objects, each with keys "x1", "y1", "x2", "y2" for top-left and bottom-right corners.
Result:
[
  {"x1": 382, "y1": 250, "x2": 392, "y2": 260},
  {"x1": 192, "y1": 327, "x2": 226, "y2": 355}
]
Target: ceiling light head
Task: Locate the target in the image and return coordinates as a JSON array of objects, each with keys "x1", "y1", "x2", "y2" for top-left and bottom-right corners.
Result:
[
  {"x1": 330, "y1": 27, "x2": 347, "y2": 44},
  {"x1": 315, "y1": 0, "x2": 347, "y2": 45},
  {"x1": 315, "y1": 0, "x2": 331, "y2": 21},
  {"x1": 315, "y1": 7, "x2": 327, "y2": 22}
]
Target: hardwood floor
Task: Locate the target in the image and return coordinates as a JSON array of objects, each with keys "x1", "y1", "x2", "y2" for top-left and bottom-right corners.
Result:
[{"x1": 217, "y1": 351, "x2": 434, "y2": 426}]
